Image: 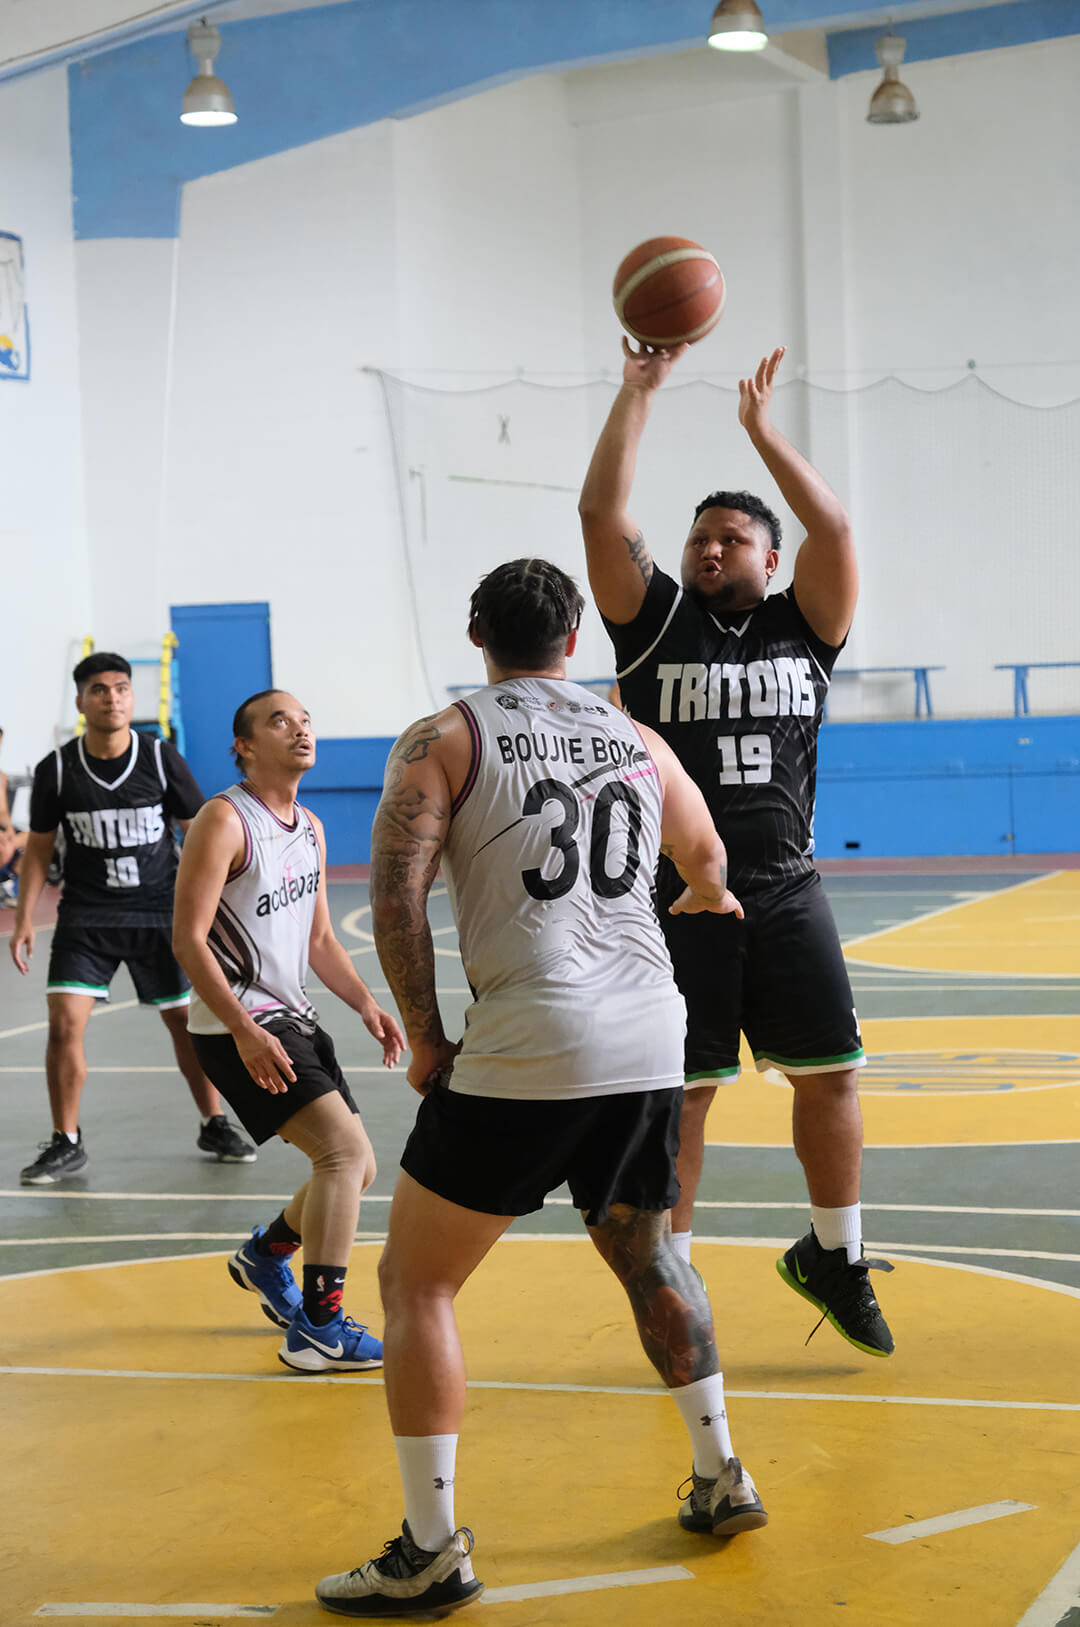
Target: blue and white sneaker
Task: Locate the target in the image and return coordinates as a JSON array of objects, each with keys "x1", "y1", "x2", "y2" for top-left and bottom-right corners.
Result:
[
  {"x1": 227, "y1": 1226, "x2": 302, "y2": 1330},
  {"x1": 279, "y1": 1307, "x2": 384, "y2": 1373}
]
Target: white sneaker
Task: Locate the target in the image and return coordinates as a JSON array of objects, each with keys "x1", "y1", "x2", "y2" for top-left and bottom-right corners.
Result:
[
  {"x1": 316, "y1": 1521, "x2": 483, "y2": 1617},
  {"x1": 678, "y1": 1457, "x2": 769, "y2": 1536}
]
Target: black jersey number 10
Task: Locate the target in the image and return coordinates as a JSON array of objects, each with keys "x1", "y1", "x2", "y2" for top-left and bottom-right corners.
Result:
[{"x1": 521, "y1": 777, "x2": 643, "y2": 902}]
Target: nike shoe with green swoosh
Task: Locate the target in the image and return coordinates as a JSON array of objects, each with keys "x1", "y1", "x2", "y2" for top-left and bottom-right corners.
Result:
[
  {"x1": 777, "y1": 1229, "x2": 895, "y2": 1356},
  {"x1": 279, "y1": 1307, "x2": 384, "y2": 1372}
]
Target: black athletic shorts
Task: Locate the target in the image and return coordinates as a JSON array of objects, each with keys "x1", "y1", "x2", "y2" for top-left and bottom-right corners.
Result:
[
  {"x1": 47, "y1": 920, "x2": 190, "y2": 1009},
  {"x1": 657, "y1": 867, "x2": 864, "y2": 1085},
  {"x1": 401, "y1": 1081, "x2": 682, "y2": 1227},
  {"x1": 191, "y1": 1018, "x2": 360, "y2": 1145}
]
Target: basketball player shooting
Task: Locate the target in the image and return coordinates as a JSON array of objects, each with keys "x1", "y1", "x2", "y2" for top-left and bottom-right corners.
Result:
[{"x1": 579, "y1": 339, "x2": 894, "y2": 1360}]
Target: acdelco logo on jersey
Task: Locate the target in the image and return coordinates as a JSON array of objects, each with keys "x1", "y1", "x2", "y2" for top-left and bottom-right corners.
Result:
[{"x1": 255, "y1": 869, "x2": 320, "y2": 916}]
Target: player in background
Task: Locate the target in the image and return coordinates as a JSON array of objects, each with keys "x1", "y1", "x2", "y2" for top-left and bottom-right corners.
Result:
[
  {"x1": 11, "y1": 654, "x2": 255, "y2": 1183},
  {"x1": 314, "y1": 559, "x2": 766, "y2": 1620},
  {"x1": 579, "y1": 341, "x2": 894, "y2": 1358},
  {"x1": 173, "y1": 689, "x2": 405, "y2": 1372},
  {"x1": 0, "y1": 724, "x2": 28, "y2": 905}
]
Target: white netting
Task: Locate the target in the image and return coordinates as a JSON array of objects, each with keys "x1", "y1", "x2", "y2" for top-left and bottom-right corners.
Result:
[{"x1": 375, "y1": 372, "x2": 1080, "y2": 718}]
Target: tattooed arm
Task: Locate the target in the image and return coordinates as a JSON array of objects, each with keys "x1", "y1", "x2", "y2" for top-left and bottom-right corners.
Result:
[
  {"x1": 637, "y1": 722, "x2": 743, "y2": 921},
  {"x1": 369, "y1": 708, "x2": 471, "y2": 1095},
  {"x1": 578, "y1": 336, "x2": 687, "y2": 625}
]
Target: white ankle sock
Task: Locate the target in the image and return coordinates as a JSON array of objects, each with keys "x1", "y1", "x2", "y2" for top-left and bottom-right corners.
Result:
[
  {"x1": 670, "y1": 1231, "x2": 692, "y2": 1263},
  {"x1": 811, "y1": 1203, "x2": 862, "y2": 1264},
  {"x1": 394, "y1": 1434, "x2": 458, "y2": 1552},
  {"x1": 670, "y1": 1373, "x2": 734, "y2": 1479},
  {"x1": 60, "y1": 1130, "x2": 79, "y2": 1145}
]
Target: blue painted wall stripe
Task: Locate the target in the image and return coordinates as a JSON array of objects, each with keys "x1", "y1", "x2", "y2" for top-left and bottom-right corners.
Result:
[
  {"x1": 826, "y1": 0, "x2": 1080, "y2": 77},
  {"x1": 67, "y1": 0, "x2": 1080, "y2": 239}
]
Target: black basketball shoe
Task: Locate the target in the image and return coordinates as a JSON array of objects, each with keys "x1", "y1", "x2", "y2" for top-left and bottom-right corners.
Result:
[
  {"x1": 197, "y1": 1115, "x2": 257, "y2": 1163},
  {"x1": 20, "y1": 1131, "x2": 88, "y2": 1185},
  {"x1": 777, "y1": 1229, "x2": 895, "y2": 1356}
]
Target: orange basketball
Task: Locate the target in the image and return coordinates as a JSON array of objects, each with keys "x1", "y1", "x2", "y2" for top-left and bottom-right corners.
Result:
[{"x1": 613, "y1": 236, "x2": 725, "y2": 347}]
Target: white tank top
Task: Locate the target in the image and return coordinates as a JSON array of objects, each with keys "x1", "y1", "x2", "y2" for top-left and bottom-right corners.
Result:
[
  {"x1": 443, "y1": 676, "x2": 685, "y2": 1099},
  {"x1": 187, "y1": 783, "x2": 321, "y2": 1036}
]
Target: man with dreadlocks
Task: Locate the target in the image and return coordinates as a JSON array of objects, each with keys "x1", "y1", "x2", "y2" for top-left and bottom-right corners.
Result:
[
  {"x1": 314, "y1": 556, "x2": 767, "y2": 1619},
  {"x1": 579, "y1": 340, "x2": 894, "y2": 1362}
]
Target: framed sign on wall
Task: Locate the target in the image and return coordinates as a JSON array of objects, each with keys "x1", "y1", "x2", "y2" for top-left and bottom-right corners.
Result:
[{"x1": 0, "y1": 232, "x2": 30, "y2": 381}]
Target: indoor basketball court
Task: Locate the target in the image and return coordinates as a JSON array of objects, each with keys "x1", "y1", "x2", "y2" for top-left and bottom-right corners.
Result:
[{"x1": 2, "y1": 2, "x2": 1079, "y2": 1624}]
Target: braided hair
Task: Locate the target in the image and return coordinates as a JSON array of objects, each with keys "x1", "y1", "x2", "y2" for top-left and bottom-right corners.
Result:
[{"x1": 468, "y1": 558, "x2": 585, "y2": 671}]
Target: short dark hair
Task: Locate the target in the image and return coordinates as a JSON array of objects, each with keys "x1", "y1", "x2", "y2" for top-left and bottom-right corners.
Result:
[
  {"x1": 231, "y1": 689, "x2": 281, "y2": 771},
  {"x1": 692, "y1": 490, "x2": 782, "y2": 552},
  {"x1": 468, "y1": 558, "x2": 585, "y2": 671},
  {"x1": 73, "y1": 652, "x2": 132, "y2": 690}
]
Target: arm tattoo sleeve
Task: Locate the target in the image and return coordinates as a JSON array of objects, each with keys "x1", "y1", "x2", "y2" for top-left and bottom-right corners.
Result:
[
  {"x1": 369, "y1": 732, "x2": 449, "y2": 1045},
  {"x1": 624, "y1": 528, "x2": 654, "y2": 589}
]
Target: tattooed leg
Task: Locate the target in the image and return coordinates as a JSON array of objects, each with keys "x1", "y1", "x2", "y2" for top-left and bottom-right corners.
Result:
[{"x1": 587, "y1": 1203, "x2": 720, "y2": 1387}]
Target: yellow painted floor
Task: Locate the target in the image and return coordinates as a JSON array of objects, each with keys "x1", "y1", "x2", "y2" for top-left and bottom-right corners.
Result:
[
  {"x1": 3, "y1": 1241, "x2": 1080, "y2": 1626},
  {"x1": 710, "y1": 1015, "x2": 1080, "y2": 1147},
  {"x1": 846, "y1": 871, "x2": 1080, "y2": 977}
]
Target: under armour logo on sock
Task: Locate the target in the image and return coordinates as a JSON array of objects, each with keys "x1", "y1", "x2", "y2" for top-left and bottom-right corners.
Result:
[{"x1": 433, "y1": 1476, "x2": 454, "y2": 1490}]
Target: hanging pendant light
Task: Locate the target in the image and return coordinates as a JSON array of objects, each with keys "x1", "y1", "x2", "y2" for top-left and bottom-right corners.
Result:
[
  {"x1": 867, "y1": 33, "x2": 919, "y2": 123},
  {"x1": 180, "y1": 18, "x2": 237, "y2": 127},
  {"x1": 707, "y1": 0, "x2": 769, "y2": 53}
]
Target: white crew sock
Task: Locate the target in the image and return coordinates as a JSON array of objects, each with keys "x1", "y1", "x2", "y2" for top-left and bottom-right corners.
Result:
[
  {"x1": 811, "y1": 1203, "x2": 862, "y2": 1264},
  {"x1": 670, "y1": 1373, "x2": 734, "y2": 1480},
  {"x1": 394, "y1": 1434, "x2": 459, "y2": 1552},
  {"x1": 670, "y1": 1231, "x2": 692, "y2": 1263}
]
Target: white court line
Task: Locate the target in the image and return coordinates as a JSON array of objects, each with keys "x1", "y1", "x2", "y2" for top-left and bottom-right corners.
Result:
[
  {"x1": 841, "y1": 871, "x2": 1059, "y2": 953},
  {"x1": 5, "y1": 1233, "x2": 1080, "y2": 1262},
  {"x1": 32, "y1": 1568, "x2": 691, "y2": 1618},
  {"x1": 866, "y1": 1500, "x2": 1036, "y2": 1545},
  {"x1": 4, "y1": 1190, "x2": 1079, "y2": 1219},
  {"x1": 35, "y1": 1608, "x2": 273, "y2": 1620},
  {"x1": 0, "y1": 999, "x2": 139, "y2": 1041},
  {"x1": 5, "y1": 1366, "x2": 1080, "y2": 1413},
  {"x1": 0, "y1": 1233, "x2": 389, "y2": 1247},
  {"x1": 480, "y1": 1565, "x2": 692, "y2": 1604},
  {"x1": 1015, "y1": 1537, "x2": 1080, "y2": 1626},
  {"x1": 0, "y1": 1065, "x2": 400, "y2": 1074},
  {"x1": 713, "y1": 1140, "x2": 1080, "y2": 1149},
  {"x1": 4, "y1": 1240, "x2": 1080, "y2": 1307}
]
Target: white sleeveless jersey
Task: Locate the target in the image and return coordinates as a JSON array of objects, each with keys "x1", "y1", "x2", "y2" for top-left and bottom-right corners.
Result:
[
  {"x1": 187, "y1": 783, "x2": 321, "y2": 1036},
  {"x1": 443, "y1": 676, "x2": 685, "y2": 1099}
]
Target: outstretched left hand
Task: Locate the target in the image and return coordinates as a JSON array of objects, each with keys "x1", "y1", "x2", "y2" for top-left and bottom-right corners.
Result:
[
  {"x1": 362, "y1": 1002, "x2": 407, "y2": 1068},
  {"x1": 738, "y1": 346, "x2": 786, "y2": 437}
]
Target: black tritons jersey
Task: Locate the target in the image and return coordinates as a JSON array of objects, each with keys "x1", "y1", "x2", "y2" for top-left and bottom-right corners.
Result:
[
  {"x1": 604, "y1": 568, "x2": 843, "y2": 894},
  {"x1": 30, "y1": 734, "x2": 204, "y2": 926}
]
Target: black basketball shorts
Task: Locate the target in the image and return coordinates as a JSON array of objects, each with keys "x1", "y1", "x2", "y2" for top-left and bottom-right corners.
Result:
[
  {"x1": 657, "y1": 867, "x2": 865, "y2": 1087},
  {"x1": 400, "y1": 1081, "x2": 682, "y2": 1226},
  {"x1": 46, "y1": 920, "x2": 191, "y2": 1010},
  {"x1": 191, "y1": 1018, "x2": 361, "y2": 1145}
]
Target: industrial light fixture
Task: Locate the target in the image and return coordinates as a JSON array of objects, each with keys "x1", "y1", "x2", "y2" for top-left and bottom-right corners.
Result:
[
  {"x1": 706, "y1": 0, "x2": 769, "y2": 53},
  {"x1": 180, "y1": 18, "x2": 237, "y2": 126},
  {"x1": 867, "y1": 32, "x2": 919, "y2": 123}
]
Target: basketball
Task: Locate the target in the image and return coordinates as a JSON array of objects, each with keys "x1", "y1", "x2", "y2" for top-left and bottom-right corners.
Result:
[{"x1": 612, "y1": 236, "x2": 725, "y2": 347}]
